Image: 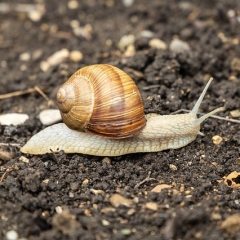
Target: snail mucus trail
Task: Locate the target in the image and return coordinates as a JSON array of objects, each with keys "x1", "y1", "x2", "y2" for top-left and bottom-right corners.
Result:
[{"x1": 21, "y1": 64, "x2": 223, "y2": 156}]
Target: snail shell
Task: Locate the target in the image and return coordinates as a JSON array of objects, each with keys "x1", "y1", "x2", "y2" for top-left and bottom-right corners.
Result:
[{"x1": 57, "y1": 64, "x2": 146, "y2": 138}]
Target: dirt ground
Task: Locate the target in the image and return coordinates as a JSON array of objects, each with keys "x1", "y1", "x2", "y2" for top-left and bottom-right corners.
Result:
[{"x1": 1, "y1": 0, "x2": 240, "y2": 239}]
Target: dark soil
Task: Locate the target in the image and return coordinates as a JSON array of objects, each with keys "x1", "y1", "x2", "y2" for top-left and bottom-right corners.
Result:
[{"x1": 1, "y1": 0, "x2": 240, "y2": 239}]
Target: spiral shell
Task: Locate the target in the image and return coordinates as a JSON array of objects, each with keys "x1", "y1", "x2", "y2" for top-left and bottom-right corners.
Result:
[{"x1": 57, "y1": 64, "x2": 146, "y2": 138}]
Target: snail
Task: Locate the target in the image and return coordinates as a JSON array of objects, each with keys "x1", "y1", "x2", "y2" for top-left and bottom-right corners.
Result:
[{"x1": 21, "y1": 64, "x2": 223, "y2": 156}]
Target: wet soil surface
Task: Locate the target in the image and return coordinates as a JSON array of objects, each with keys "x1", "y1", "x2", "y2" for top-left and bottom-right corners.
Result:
[{"x1": 1, "y1": 0, "x2": 240, "y2": 239}]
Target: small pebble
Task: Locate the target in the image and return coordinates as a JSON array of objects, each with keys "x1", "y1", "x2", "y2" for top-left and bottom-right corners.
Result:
[
  {"x1": 69, "y1": 192, "x2": 74, "y2": 198},
  {"x1": 185, "y1": 190, "x2": 191, "y2": 194},
  {"x1": 230, "y1": 109, "x2": 240, "y2": 118},
  {"x1": 55, "y1": 206, "x2": 63, "y2": 214},
  {"x1": 39, "y1": 109, "x2": 61, "y2": 125},
  {"x1": 178, "y1": 2, "x2": 194, "y2": 11},
  {"x1": 28, "y1": 5, "x2": 45, "y2": 22},
  {"x1": 169, "y1": 164, "x2": 177, "y2": 171},
  {"x1": 149, "y1": 38, "x2": 167, "y2": 49},
  {"x1": 127, "y1": 208, "x2": 136, "y2": 215},
  {"x1": 121, "y1": 229, "x2": 132, "y2": 235},
  {"x1": 1, "y1": 60, "x2": 7, "y2": 67},
  {"x1": 84, "y1": 209, "x2": 91, "y2": 216},
  {"x1": 40, "y1": 49, "x2": 69, "y2": 72},
  {"x1": 123, "y1": 44, "x2": 135, "y2": 57},
  {"x1": 231, "y1": 58, "x2": 240, "y2": 72},
  {"x1": 0, "y1": 149, "x2": 13, "y2": 161},
  {"x1": 70, "y1": 20, "x2": 80, "y2": 28},
  {"x1": 102, "y1": 219, "x2": 110, "y2": 226},
  {"x1": 6, "y1": 230, "x2": 18, "y2": 240},
  {"x1": 194, "y1": 232, "x2": 202, "y2": 239},
  {"x1": 101, "y1": 207, "x2": 116, "y2": 214},
  {"x1": 47, "y1": 49, "x2": 69, "y2": 66},
  {"x1": 19, "y1": 52, "x2": 31, "y2": 61},
  {"x1": 102, "y1": 157, "x2": 111, "y2": 164},
  {"x1": 145, "y1": 202, "x2": 158, "y2": 211},
  {"x1": 151, "y1": 184, "x2": 172, "y2": 193},
  {"x1": 227, "y1": 9, "x2": 235, "y2": 18},
  {"x1": 72, "y1": 24, "x2": 92, "y2": 39},
  {"x1": 169, "y1": 38, "x2": 191, "y2": 53},
  {"x1": 40, "y1": 61, "x2": 50, "y2": 72},
  {"x1": 118, "y1": 34, "x2": 135, "y2": 51},
  {"x1": 110, "y1": 194, "x2": 133, "y2": 207},
  {"x1": 68, "y1": 0, "x2": 79, "y2": 9},
  {"x1": 140, "y1": 30, "x2": 155, "y2": 38},
  {"x1": 42, "y1": 178, "x2": 49, "y2": 184},
  {"x1": 82, "y1": 179, "x2": 89, "y2": 185},
  {"x1": 221, "y1": 214, "x2": 240, "y2": 234},
  {"x1": 28, "y1": 10, "x2": 41, "y2": 21},
  {"x1": 69, "y1": 50, "x2": 83, "y2": 62},
  {"x1": 122, "y1": 0, "x2": 135, "y2": 7},
  {"x1": 105, "y1": 39, "x2": 112, "y2": 46},
  {"x1": 90, "y1": 189, "x2": 104, "y2": 195},
  {"x1": 19, "y1": 156, "x2": 29, "y2": 163},
  {"x1": 212, "y1": 135, "x2": 222, "y2": 145},
  {"x1": 0, "y1": 113, "x2": 29, "y2": 125},
  {"x1": 232, "y1": 38, "x2": 239, "y2": 45},
  {"x1": 179, "y1": 184, "x2": 185, "y2": 192},
  {"x1": 211, "y1": 212, "x2": 222, "y2": 220}
]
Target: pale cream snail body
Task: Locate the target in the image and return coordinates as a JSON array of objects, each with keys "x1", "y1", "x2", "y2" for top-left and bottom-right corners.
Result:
[{"x1": 21, "y1": 64, "x2": 223, "y2": 156}]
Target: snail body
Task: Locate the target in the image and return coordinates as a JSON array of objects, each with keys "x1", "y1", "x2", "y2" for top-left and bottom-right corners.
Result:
[
  {"x1": 21, "y1": 64, "x2": 223, "y2": 156},
  {"x1": 21, "y1": 114, "x2": 199, "y2": 156}
]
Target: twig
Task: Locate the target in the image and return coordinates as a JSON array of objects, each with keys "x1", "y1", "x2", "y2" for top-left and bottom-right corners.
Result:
[
  {"x1": 142, "y1": 84, "x2": 161, "y2": 90},
  {"x1": 0, "y1": 167, "x2": 17, "y2": 183},
  {"x1": 0, "y1": 143, "x2": 21, "y2": 147},
  {"x1": 0, "y1": 88, "x2": 36, "y2": 99},
  {"x1": 0, "y1": 86, "x2": 54, "y2": 106},
  {"x1": 134, "y1": 171, "x2": 158, "y2": 189},
  {"x1": 34, "y1": 86, "x2": 54, "y2": 106}
]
